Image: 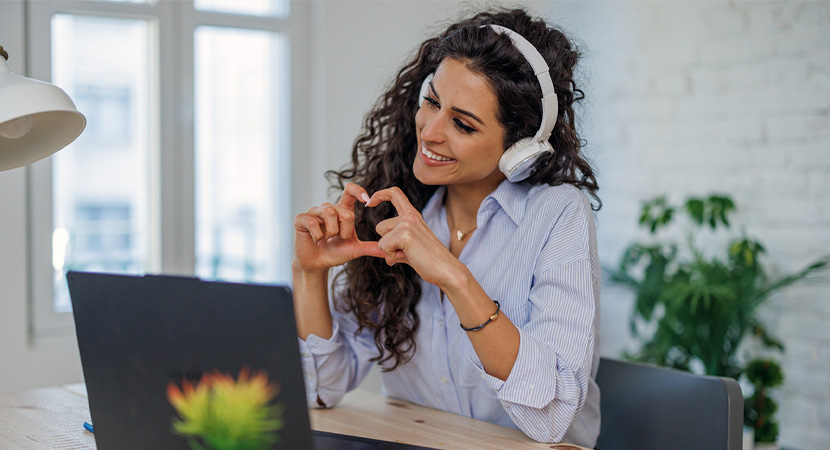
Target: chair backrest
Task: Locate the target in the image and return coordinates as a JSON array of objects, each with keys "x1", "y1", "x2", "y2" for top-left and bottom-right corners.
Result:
[{"x1": 596, "y1": 357, "x2": 743, "y2": 450}]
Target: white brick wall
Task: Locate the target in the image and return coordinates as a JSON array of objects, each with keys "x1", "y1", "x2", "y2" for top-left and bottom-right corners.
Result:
[{"x1": 553, "y1": 1, "x2": 830, "y2": 448}]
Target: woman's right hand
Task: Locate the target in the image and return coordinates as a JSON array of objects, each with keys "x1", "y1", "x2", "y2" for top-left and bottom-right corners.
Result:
[{"x1": 293, "y1": 182, "x2": 387, "y2": 273}]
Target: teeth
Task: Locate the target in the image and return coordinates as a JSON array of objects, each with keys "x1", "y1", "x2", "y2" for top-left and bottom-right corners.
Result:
[{"x1": 421, "y1": 145, "x2": 454, "y2": 162}]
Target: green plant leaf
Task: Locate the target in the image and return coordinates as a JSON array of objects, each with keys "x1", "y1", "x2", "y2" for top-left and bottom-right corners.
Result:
[
  {"x1": 749, "y1": 321, "x2": 785, "y2": 352},
  {"x1": 753, "y1": 256, "x2": 830, "y2": 309},
  {"x1": 706, "y1": 195, "x2": 735, "y2": 229},
  {"x1": 684, "y1": 198, "x2": 705, "y2": 225},
  {"x1": 638, "y1": 197, "x2": 676, "y2": 234}
]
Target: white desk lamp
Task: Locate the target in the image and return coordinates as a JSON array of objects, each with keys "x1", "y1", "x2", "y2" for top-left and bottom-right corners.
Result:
[{"x1": 0, "y1": 45, "x2": 86, "y2": 171}]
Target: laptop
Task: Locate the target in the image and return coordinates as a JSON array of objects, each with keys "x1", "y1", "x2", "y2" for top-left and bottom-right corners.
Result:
[{"x1": 67, "y1": 271, "x2": 435, "y2": 450}]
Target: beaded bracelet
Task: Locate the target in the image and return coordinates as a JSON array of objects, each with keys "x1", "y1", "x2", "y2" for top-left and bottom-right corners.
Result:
[{"x1": 460, "y1": 301, "x2": 500, "y2": 332}]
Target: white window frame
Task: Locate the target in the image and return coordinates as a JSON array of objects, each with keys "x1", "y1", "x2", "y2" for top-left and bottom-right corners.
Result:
[{"x1": 25, "y1": 0, "x2": 308, "y2": 340}]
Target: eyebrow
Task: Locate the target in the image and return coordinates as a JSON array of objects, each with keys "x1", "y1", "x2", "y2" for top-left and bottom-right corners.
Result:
[{"x1": 429, "y1": 81, "x2": 485, "y2": 126}]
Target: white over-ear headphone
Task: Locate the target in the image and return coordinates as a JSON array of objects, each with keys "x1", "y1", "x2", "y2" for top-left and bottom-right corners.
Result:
[{"x1": 418, "y1": 24, "x2": 557, "y2": 182}]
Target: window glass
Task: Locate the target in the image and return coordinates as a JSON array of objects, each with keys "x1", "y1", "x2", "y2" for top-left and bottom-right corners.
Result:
[
  {"x1": 194, "y1": 0, "x2": 287, "y2": 17},
  {"x1": 95, "y1": 0, "x2": 150, "y2": 3},
  {"x1": 194, "y1": 26, "x2": 288, "y2": 284},
  {"x1": 51, "y1": 15, "x2": 151, "y2": 312}
]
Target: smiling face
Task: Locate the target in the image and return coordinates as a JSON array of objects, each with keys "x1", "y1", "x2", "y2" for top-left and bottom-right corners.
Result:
[{"x1": 413, "y1": 58, "x2": 507, "y2": 191}]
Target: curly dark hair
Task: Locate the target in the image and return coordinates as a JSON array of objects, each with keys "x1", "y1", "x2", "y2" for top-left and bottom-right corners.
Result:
[{"x1": 326, "y1": 8, "x2": 599, "y2": 370}]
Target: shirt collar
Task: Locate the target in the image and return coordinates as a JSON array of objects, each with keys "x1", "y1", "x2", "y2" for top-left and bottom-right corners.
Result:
[
  {"x1": 421, "y1": 185, "x2": 447, "y2": 219},
  {"x1": 482, "y1": 179, "x2": 530, "y2": 225},
  {"x1": 421, "y1": 181, "x2": 529, "y2": 226}
]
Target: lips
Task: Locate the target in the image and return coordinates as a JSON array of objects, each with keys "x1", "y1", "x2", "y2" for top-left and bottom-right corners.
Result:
[{"x1": 419, "y1": 144, "x2": 456, "y2": 166}]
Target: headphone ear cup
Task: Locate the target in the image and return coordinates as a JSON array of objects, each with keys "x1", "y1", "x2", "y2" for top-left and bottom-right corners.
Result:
[
  {"x1": 499, "y1": 138, "x2": 553, "y2": 182},
  {"x1": 418, "y1": 73, "x2": 434, "y2": 108}
]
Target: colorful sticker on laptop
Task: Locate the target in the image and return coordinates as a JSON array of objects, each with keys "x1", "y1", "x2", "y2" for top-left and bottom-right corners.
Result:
[{"x1": 167, "y1": 367, "x2": 283, "y2": 450}]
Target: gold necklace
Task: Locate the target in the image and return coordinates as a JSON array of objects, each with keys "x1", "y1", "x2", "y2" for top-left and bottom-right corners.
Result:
[
  {"x1": 455, "y1": 227, "x2": 477, "y2": 241},
  {"x1": 448, "y1": 214, "x2": 477, "y2": 241}
]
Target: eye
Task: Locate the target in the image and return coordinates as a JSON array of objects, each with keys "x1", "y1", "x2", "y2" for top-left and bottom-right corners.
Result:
[
  {"x1": 453, "y1": 119, "x2": 476, "y2": 134},
  {"x1": 423, "y1": 95, "x2": 440, "y2": 109},
  {"x1": 421, "y1": 93, "x2": 477, "y2": 135}
]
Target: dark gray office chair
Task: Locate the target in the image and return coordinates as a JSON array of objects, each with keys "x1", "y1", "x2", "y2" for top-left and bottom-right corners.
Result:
[{"x1": 596, "y1": 357, "x2": 743, "y2": 450}]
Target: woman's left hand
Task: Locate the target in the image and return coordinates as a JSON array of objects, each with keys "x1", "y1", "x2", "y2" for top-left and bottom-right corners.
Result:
[
  {"x1": 368, "y1": 187, "x2": 462, "y2": 288},
  {"x1": 371, "y1": 187, "x2": 521, "y2": 382}
]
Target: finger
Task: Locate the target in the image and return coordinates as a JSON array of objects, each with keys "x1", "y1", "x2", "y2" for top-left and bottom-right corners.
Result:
[
  {"x1": 310, "y1": 204, "x2": 340, "y2": 240},
  {"x1": 367, "y1": 186, "x2": 418, "y2": 215},
  {"x1": 377, "y1": 234, "x2": 402, "y2": 261},
  {"x1": 352, "y1": 241, "x2": 387, "y2": 259},
  {"x1": 296, "y1": 215, "x2": 325, "y2": 243},
  {"x1": 375, "y1": 216, "x2": 402, "y2": 237},
  {"x1": 322, "y1": 204, "x2": 341, "y2": 239},
  {"x1": 377, "y1": 227, "x2": 416, "y2": 263},
  {"x1": 338, "y1": 182, "x2": 371, "y2": 211},
  {"x1": 336, "y1": 205, "x2": 356, "y2": 240},
  {"x1": 385, "y1": 251, "x2": 407, "y2": 266}
]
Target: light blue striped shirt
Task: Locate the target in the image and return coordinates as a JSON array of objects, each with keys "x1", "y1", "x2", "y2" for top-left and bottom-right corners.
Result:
[{"x1": 298, "y1": 180, "x2": 601, "y2": 448}]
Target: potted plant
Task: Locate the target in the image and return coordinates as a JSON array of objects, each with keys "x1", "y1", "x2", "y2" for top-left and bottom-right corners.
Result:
[
  {"x1": 608, "y1": 194, "x2": 827, "y2": 445},
  {"x1": 744, "y1": 359, "x2": 785, "y2": 450}
]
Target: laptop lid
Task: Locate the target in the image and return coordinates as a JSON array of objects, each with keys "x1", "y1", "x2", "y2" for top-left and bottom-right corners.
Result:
[{"x1": 67, "y1": 271, "x2": 314, "y2": 450}]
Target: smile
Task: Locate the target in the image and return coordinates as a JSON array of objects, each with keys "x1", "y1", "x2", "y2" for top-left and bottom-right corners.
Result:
[{"x1": 420, "y1": 144, "x2": 455, "y2": 162}]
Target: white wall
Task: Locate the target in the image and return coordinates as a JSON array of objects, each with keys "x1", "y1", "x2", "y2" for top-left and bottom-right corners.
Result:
[{"x1": 552, "y1": 1, "x2": 830, "y2": 448}]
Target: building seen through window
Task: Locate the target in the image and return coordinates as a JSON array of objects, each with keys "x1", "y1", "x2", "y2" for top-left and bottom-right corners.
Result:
[{"x1": 51, "y1": 15, "x2": 149, "y2": 313}]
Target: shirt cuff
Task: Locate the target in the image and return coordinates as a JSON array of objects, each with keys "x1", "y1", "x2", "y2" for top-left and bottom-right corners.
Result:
[
  {"x1": 302, "y1": 322, "x2": 343, "y2": 355},
  {"x1": 298, "y1": 323, "x2": 345, "y2": 408},
  {"x1": 472, "y1": 329, "x2": 579, "y2": 409}
]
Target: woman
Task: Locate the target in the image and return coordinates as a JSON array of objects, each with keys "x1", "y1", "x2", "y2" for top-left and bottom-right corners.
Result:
[{"x1": 292, "y1": 8, "x2": 601, "y2": 447}]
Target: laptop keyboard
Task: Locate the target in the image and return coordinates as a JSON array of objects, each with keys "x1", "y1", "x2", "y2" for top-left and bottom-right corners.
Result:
[
  {"x1": 311, "y1": 430, "x2": 439, "y2": 450},
  {"x1": 312, "y1": 430, "x2": 382, "y2": 449}
]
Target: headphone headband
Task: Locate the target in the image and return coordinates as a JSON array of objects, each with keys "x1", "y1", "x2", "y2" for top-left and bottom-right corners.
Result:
[
  {"x1": 486, "y1": 24, "x2": 557, "y2": 143},
  {"x1": 416, "y1": 24, "x2": 558, "y2": 182}
]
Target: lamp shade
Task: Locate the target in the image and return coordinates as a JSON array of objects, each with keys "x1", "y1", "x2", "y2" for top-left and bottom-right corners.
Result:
[{"x1": 0, "y1": 46, "x2": 86, "y2": 171}]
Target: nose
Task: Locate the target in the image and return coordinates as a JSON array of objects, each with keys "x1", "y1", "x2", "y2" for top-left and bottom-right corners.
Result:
[{"x1": 418, "y1": 108, "x2": 446, "y2": 144}]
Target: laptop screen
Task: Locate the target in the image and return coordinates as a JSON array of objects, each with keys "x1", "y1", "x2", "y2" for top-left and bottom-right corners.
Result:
[{"x1": 68, "y1": 271, "x2": 314, "y2": 450}]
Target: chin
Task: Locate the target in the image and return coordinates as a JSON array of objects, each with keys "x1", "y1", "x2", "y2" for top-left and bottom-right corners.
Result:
[{"x1": 412, "y1": 161, "x2": 442, "y2": 186}]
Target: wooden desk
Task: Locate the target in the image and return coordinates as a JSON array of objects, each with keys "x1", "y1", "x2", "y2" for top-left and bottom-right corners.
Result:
[{"x1": 0, "y1": 384, "x2": 588, "y2": 450}]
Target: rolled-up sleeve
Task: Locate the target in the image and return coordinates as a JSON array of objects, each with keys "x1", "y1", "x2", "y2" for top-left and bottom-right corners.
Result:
[
  {"x1": 298, "y1": 307, "x2": 379, "y2": 409},
  {"x1": 472, "y1": 258, "x2": 597, "y2": 443}
]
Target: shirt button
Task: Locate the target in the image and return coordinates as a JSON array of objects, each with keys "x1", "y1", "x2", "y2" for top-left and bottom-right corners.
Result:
[
  {"x1": 440, "y1": 375, "x2": 448, "y2": 384},
  {"x1": 437, "y1": 319, "x2": 444, "y2": 327}
]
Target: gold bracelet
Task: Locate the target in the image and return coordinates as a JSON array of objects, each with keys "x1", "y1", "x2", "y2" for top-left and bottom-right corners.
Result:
[{"x1": 460, "y1": 301, "x2": 500, "y2": 332}]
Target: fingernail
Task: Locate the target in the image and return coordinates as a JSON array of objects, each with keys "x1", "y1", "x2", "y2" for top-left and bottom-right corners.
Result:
[{"x1": 361, "y1": 193, "x2": 371, "y2": 203}]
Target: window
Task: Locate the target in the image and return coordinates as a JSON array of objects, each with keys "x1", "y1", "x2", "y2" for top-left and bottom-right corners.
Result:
[
  {"x1": 73, "y1": 86, "x2": 132, "y2": 146},
  {"x1": 195, "y1": 0, "x2": 288, "y2": 17},
  {"x1": 48, "y1": 14, "x2": 151, "y2": 315},
  {"x1": 27, "y1": 0, "x2": 296, "y2": 336},
  {"x1": 194, "y1": 26, "x2": 288, "y2": 283}
]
